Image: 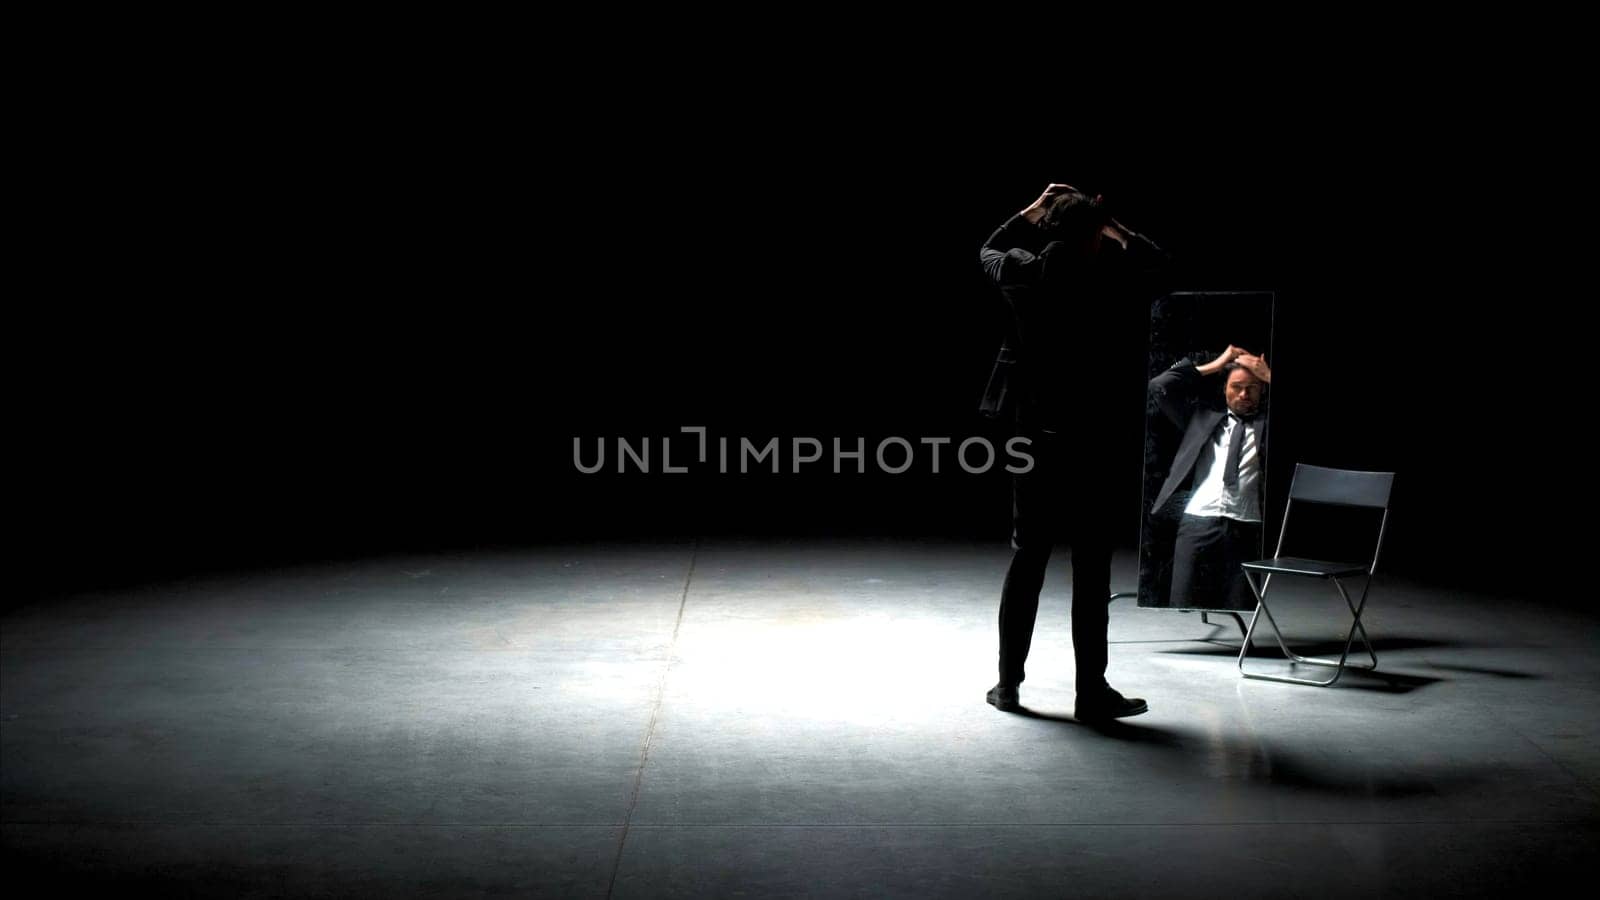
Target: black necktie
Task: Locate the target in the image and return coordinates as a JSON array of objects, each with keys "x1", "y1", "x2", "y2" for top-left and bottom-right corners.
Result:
[{"x1": 1222, "y1": 415, "x2": 1248, "y2": 488}]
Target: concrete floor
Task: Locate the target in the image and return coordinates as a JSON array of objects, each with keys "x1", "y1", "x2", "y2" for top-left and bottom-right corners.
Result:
[{"x1": 3, "y1": 539, "x2": 1597, "y2": 897}]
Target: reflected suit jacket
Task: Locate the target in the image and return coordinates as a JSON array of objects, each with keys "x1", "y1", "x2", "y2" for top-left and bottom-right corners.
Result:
[{"x1": 1148, "y1": 361, "x2": 1267, "y2": 513}]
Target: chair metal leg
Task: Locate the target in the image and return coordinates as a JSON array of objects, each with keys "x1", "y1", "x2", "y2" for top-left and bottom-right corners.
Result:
[
  {"x1": 1238, "y1": 571, "x2": 1378, "y2": 686},
  {"x1": 1331, "y1": 576, "x2": 1379, "y2": 670}
]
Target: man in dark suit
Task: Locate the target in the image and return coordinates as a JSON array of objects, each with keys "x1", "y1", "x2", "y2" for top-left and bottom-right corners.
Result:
[
  {"x1": 978, "y1": 183, "x2": 1166, "y2": 721},
  {"x1": 1148, "y1": 346, "x2": 1271, "y2": 610}
]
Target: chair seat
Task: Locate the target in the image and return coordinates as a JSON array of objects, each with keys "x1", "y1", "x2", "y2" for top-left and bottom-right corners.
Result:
[{"x1": 1240, "y1": 556, "x2": 1368, "y2": 578}]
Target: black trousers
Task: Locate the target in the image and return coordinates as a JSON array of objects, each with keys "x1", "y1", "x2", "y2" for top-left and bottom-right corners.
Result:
[
  {"x1": 1170, "y1": 514, "x2": 1263, "y2": 611},
  {"x1": 997, "y1": 429, "x2": 1113, "y2": 691}
]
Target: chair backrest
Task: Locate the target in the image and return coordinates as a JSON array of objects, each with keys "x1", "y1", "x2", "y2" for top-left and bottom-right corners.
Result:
[
  {"x1": 1288, "y1": 464, "x2": 1394, "y2": 509},
  {"x1": 1274, "y1": 464, "x2": 1396, "y2": 573}
]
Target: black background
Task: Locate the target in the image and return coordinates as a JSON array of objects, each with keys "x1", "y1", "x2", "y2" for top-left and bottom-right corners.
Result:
[{"x1": 16, "y1": 65, "x2": 1582, "y2": 602}]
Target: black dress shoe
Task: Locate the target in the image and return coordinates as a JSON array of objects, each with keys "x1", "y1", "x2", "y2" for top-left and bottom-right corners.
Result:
[
  {"x1": 986, "y1": 683, "x2": 1021, "y2": 712},
  {"x1": 1074, "y1": 686, "x2": 1148, "y2": 721}
]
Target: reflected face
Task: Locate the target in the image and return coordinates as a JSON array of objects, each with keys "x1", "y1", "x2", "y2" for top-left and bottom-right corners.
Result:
[{"x1": 1225, "y1": 368, "x2": 1263, "y2": 416}]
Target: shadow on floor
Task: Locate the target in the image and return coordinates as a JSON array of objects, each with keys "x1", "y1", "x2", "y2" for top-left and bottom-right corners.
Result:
[{"x1": 1000, "y1": 704, "x2": 1493, "y2": 799}]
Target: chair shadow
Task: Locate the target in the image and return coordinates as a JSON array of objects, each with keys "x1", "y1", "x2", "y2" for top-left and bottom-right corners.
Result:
[
  {"x1": 1149, "y1": 638, "x2": 1447, "y2": 693},
  {"x1": 1157, "y1": 634, "x2": 1457, "y2": 657},
  {"x1": 1423, "y1": 663, "x2": 1542, "y2": 680},
  {"x1": 1253, "y1": 666, "x2": 1443, "y2": 693},
  {"x1": 1004, "y1": 703, "x2": 1487, "y2": 798}
]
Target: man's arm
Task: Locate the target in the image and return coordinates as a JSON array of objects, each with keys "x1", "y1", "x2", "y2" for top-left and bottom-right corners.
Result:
[
  {"x1": 1195, "y1": 345, "x2": 1249, "y2": 377},
  {"x1": 979, "y1": 216, "x2": 1045, "y2": 286},
  {"x1": 1150, "y1": 345, "x2": 1247, "y2": 427},
  {"x1": 1149, "y1": 362, "x2": 1203, "y2": 428},
  {"x1": 1103, "y1": 217, "x2": 1173, "y2": 292},
  {"x1": 978, "y1": 183, "x2": 1078, "y2": 286}
]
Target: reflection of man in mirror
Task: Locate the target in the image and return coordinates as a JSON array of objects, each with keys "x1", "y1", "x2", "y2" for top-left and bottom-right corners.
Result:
[
  {"x1": 1148, "y1": 346, "x2": 1271, "y2": 609},
  {"x1": 978, "y1": 183, "x2": 1168, "y2": 720}
]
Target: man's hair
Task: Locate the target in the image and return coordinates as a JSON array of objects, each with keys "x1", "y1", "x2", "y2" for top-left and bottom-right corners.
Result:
[
  {"x1": 1224, "y1": 361, "x2": 1266, "y2": 389},
  {"x1": 1039, "y1": 191, "x2": 1111, "y2": 239}
]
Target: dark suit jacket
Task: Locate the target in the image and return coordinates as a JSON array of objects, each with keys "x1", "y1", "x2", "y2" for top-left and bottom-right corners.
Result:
[
  {"x1": 1148, "y1": 361, "x2": 1267, "y2": 513},
  {"x1": 978, "y1": 214, "x2": 1167, "y2": 431}
]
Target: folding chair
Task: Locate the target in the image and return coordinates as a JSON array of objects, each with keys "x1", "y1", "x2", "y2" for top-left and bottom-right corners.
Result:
[{"x1": 1238, "y1": 463, "x2": 1394, "y2": 686}]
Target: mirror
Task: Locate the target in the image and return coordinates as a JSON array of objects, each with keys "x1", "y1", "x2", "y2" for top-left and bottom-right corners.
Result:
[{"x1": 1138, "y1": 291, "x2": 1275, "y2": 611}]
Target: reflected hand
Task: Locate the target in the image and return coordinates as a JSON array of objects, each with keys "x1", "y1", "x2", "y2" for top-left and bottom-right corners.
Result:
[
  {"x1": 1216, "y1": 345, "x2": 1247, "y2": 367},
  {"x1": 1198, "y1": 345, "x2": 1248, "y2": 376},
  {"x1": 1236, "y1": 353, "x2": 1272, "y2": 384}
]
